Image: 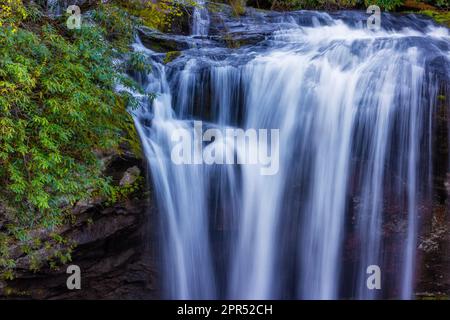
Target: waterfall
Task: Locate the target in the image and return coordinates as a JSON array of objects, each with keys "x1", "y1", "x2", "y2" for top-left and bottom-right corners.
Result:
[
  {"x1": 130, "y1": 10, "x2": 450, "y2": 299},
  {"x1": 191, "y1": 0, "x2": 210, "y2": 36}
]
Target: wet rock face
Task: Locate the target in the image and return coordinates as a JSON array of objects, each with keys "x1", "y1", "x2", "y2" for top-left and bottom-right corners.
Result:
[
  {"x1": 2, "y1": 155, "x2": 160, "y2": 299},
  {"x1": 416, "y1": 93, "x2": 450, "y2": 298},
  {"x1": 416, "y1": 206, "x2": 450, "y2": 298},
  {"x1": 137, "y1": 27, "x2": 192, "y2": 52}
]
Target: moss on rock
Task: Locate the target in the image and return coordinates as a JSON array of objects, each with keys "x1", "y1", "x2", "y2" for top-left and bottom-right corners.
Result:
[{"x1": 163, "y1": 51, "x2": 182, "y2": 64}]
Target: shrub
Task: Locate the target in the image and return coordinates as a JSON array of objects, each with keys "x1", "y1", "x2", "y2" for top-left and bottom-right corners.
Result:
[
  {"x1": 116, "y1": 0, "x2": 193, "y2": 31},
  {"x1": 364, "y1": 0, "x2": 404, "y2": 11},
  {"x1": 0, "y1": 2, "x2": 138, "y2": 278},
  {"x1": 0, "y1": 0, "x2": 27, "y2": 27}
]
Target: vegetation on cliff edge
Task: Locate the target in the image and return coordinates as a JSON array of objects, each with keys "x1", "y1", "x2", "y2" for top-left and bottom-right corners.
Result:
[{"x1": 0, "y1": 0, "x2": 152, "y2": 284}]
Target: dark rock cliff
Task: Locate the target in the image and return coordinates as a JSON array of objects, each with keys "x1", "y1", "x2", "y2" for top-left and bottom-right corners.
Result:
[{"x1": 1, "y1": 155, "x2": 160, "y2": 299}]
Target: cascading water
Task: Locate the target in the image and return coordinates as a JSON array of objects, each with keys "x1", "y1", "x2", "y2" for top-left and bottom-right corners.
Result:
[
  {"x1": 191, "y1": 0, "x2": 210, "y2": 36},
  {"x1": 130, "y1": 9, "x2": 449, "y2": 299}
]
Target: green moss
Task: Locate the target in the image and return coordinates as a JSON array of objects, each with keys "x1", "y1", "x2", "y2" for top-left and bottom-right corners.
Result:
[
  {"x1": 116, "y1": 0, "x2": 191, "y2": 32},
  {"x1": 91, "y1": 3, "x2": 136, "y2": 53},
  {"x1": 230, "y1": 0, "x2": 247, "y2": 15},
  {"x1": 163, "y1": 51, "x2": 182, "y2": 64},
  {"x1": 224, "y1": 33, "x2": 242, "y2": 48},
  {"x1": 418, "y1": 10, "x2": 450, "y2": 27},
  {"x1": 119, "y1": 4, "x2": 161, "y2": 30}
]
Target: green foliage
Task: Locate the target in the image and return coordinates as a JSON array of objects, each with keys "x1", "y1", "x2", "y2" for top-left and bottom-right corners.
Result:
[
  {"x1": 230, "y1": 0, "x2": 247, "y2": 15},
  {"x1": 337, "y1": 0, "x2": 361, "y2": 7},
  {"x1": 423, "y1": 0, "x2": 449, "y2": 9},
  {"x1": 91, "y1": 3, "x2": 135, "y2": 52},
  {"x1": 105, "y1": 175, "x2": 144, "y2": 206},
  {"x1": 117, "y1": 0, "x2": 193, "y2": 31},
  {"x1": 364, "y1": 0, "x2": 403, "y2": 10},
  {"x1": 435, "y1": 0, "x2": 449, "y2": 8},
  {"x1": 0, "y1": 0, "x2": 27, "y2": 27},
  {"x1": 0, "y1": 233, "x2": 16, "y2": 280},
  {"x1": 0, "y1": 22, "x2": 127, "y2": 217},
  {"x1": 128, "y1": 51, "x2": 152, "y2": 72},
  {"x1": 419, "y1": 9, "x2": 450, "y2": 26},
  {"x1": 0, "y1": 3, "x2": 139, "y2": 278}
]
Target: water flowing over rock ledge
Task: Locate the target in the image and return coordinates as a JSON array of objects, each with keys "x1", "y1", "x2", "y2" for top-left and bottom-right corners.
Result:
[{"x1": 132, "y1": 6, "x2": 450, "y2": 299}]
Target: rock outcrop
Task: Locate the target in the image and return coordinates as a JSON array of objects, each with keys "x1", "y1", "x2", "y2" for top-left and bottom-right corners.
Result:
[{"x1": 1, "y1": 154, "x2": 160, "y2": 299}]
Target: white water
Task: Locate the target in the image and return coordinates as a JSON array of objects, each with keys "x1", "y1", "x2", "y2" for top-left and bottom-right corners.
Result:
[
  {"x1": 192, "y1": 0, "x2": 210, "y2": 36},
  {"x1": 130, "y1": 11, "x2": 450, "y2": 299}
]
